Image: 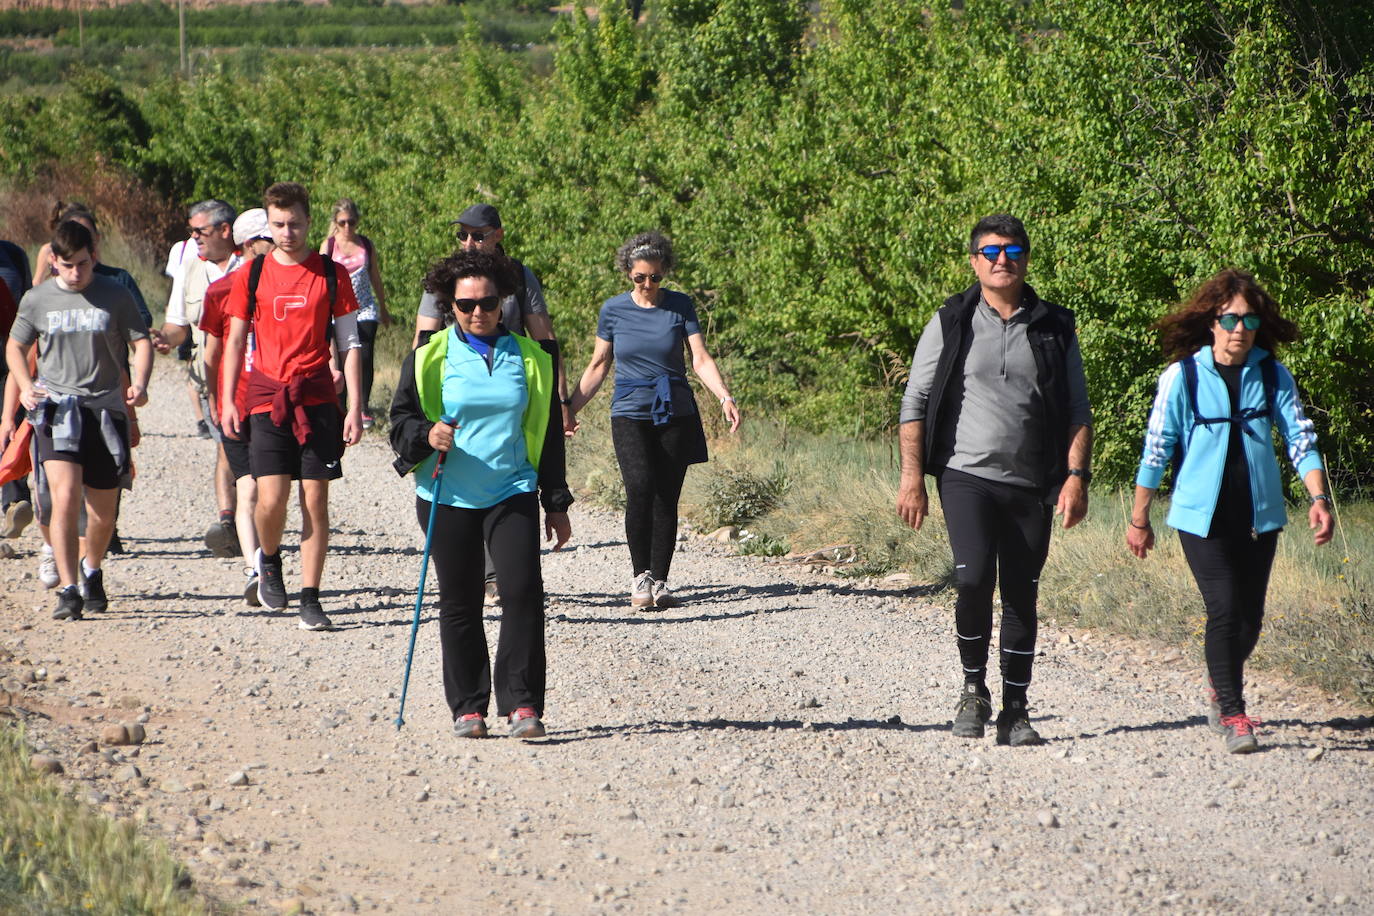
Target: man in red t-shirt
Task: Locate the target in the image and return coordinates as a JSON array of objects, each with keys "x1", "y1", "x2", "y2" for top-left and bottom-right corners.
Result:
[{"x1": 220, "y1": 182, "x2": 363, "y2": 631}]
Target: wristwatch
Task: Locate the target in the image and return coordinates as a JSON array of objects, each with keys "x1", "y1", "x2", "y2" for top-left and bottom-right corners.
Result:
[
  {"x1": 1066, "y1": 468, "x2": 1092, "y2": 483},
  {"x1": 560, "y1": 398, "x2": 572, "y2": 406}
]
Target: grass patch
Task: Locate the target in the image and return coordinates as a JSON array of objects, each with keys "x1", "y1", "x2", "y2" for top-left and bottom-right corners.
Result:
[
  {"x1": 566, "y1": 411, "x2": 1374, "y2": 707},
  {"x1": 0, "y1": 723, "x2": 213, "y2": 915}
]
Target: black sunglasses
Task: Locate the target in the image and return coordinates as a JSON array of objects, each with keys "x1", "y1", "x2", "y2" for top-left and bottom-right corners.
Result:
[
  {"x1": 453, "y1": 295, "x2": 501, "y2": 314},
  {"x1": 631, "y1": 273, "x2": 663, "y2": 284},
  {"x1": 457, "y1": 230, "x2": 491, "y2": 243}
]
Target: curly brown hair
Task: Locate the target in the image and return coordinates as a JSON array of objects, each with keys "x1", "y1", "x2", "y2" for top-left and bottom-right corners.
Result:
[
  {"x1": 1157, "y1": 268, "x2": 1299, "y2": 363},
  {"x1": 422, "y1": 250, "x2": 517, "y2": 305}
]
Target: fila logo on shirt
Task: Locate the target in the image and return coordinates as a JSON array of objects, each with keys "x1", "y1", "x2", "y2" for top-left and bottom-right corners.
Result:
[
  {"x1": 273, "y1": 295, "x2": 308, "y2": 321},
  {"x1": 47, "y1": 308, "x2": 111, "y2": 334}
]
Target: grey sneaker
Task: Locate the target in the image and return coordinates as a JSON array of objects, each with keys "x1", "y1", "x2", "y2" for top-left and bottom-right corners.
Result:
[
  {"x1": 243, "y1": 569, "x2": 261, "y2": 608},
  {"x1": 995, "y1": 699, "x2": 1043, "y2": 747},
  {"x1": 255, "y1": 549, "x2": 288, "y2": 610},
  {"x1": 79, "y1": 561, "x2": 107, "y2": 613},
  {"x1": 205, "y1": 518, "x2": 239, "y2": 558},
  {"x1": 952, "y1": 683, "x2": 992, "y2": 738},
  {"x1": 297, "y1": 596, "x2": 333, "y2": 632},
  {"x1": 52, "y1": 585, "x2": 83, "y2": 621},
  {"x1": 630, "y1": 571, "x2": 655, "y2": 609},
  {"x1": 509, "y1": 707, "x2": 545, "y2": 739},
  {"x1": 1220, "y1": 714, "x2": 1259, "y2": 754},
  {"x1": 651, "y1": 579, "x2": 680, "y2": 608},
  {"x1": 2, "y1": 499, "x2": 33, "y2": 538},
  {"x1": 1206, "y1": 679, "x2": 1224, "y2": 733},
  {"x1": 484, "y1": 581, "x2": 500, "y2": 607},
  {"x1": 38, "y1": 545, "x2": 59, "y2": 589},
  {"x1": 453, "y1": 713, "x2": 488, "y2": 739}
]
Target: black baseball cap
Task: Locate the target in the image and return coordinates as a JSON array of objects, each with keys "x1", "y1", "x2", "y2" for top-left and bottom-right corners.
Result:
[{"x1": 451, "y1": 203, "x2": 501, "y2": 229}]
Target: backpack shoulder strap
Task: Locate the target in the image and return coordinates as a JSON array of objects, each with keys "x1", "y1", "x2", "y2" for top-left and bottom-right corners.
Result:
[
  {"x1": 1181, "y1": 355, "x2": 1201, "y2": 422},
  {"x1": 246, "y1": 254, "x2": 266, "y2": 321},
  {"x1": 316, "y1": 251, "x2": 337, "y2": 310},
  {"x1": 325, "y1": 235, "x2": 335, "y2": 258}
]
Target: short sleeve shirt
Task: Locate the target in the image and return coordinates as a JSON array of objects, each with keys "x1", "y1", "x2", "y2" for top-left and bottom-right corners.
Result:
[
  {"x1": 225, "y1": 253, "x2": 358, "y2": 395},
  {"x1": 198, "y1": 273, "x2": 254, "y2": 415},
  {"x1": 10, "y1": 275, "x2": 149, "y2": 401},
  {"x1": 596, "y1": 289, "x2": 701, "y2": 419}
]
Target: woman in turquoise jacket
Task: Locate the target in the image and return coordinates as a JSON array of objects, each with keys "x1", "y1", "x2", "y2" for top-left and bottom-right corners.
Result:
[
  {"x1": 390, "y1": 250, "x2": 572, "y2": 740},
  {"x1": 1126, "y1": 269, "x2": 1333, "y2": 754}
]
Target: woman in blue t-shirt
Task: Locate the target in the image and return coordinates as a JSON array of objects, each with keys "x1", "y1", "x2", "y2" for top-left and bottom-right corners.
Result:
[
  {"x1": 389, "y1": 250, "x2": 573, "y2": 740},
  {"x1": 569, "y1": 231, "x2": 741, "y2": 609}
]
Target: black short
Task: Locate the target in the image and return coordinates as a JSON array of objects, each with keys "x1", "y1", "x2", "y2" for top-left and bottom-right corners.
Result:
[
  {"x1": 34, "y1": 406, "x2": 129, "y2": 490},
  {"x1": 222, "y1": 421, "x2": 252, "y2": 480},
  {"x1": 248, "y1": 404, "x2": 343, "y2": 481}
]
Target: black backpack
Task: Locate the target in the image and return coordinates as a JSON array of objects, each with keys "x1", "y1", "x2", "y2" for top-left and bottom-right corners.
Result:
[
  {"x1": 1171, "y1": 353, "x2": 1279, "y2": 476},
  {"x1": 246, "y1": 252, "x2": 337, "y2": 320}
]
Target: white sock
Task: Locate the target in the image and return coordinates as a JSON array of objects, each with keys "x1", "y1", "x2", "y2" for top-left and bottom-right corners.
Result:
[{"x1": 82, "y1": 559, "x2": 98, "y2": 577}]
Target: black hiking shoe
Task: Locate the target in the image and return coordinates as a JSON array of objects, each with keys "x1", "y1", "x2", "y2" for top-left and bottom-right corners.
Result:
[
  {"x1": 952, "y1": 682, "x2": 992, "y2": 738},
  {"x1": 297, "y1": 595, "x2": 333, "y2": 632},
  {"x1": 255, "y1": 549, "x2": 288, "y2": 610},
  {"x1": 80, "y1": 562, "x2": 108, "y2": 613},
  {"x1": 995, "y1": 699, "x2": 1043, "y2": 747},
  {"x1": 53, "y1": 585, "x2": 83, "y2": 621}
]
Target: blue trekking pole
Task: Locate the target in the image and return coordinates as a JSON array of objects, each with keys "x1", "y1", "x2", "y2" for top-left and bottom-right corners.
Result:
[{"x1": 396, "y1": 417, "x2": 457, "y2": 730}]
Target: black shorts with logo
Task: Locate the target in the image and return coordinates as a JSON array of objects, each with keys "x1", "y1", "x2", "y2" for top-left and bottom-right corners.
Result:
[
  {"x1": 34, "y1": 405, "x2": 130, "y2": 491},
  {"x1": 248, "y1": 404, "x2": 344, "y2": 481}
]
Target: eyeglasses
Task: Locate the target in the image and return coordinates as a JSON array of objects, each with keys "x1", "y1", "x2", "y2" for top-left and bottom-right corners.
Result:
[
  {"x1": 189, "y1": 224, "x2": 218, "y2": 238},
  {"x1": 336, "y1": 218, "x2": 357, "y2": 227},
  {"x1": 631, "y1": 273, "x2": 664, "y2": 285},
  {"x1": 976, "y1": 244, "x2": 1025, "y2": 263},
  {"x1": 457, "y1": 230, "x2": 491, "y2": 243},
  {"x1": 453, "y1": 295, "x2": 501, "y2": 313},
  {"x1": 1216, "y1": 313, "x2": 1261, "y2": 332}
]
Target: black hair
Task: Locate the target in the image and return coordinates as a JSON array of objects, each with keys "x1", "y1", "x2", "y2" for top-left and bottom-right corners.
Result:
[
  {"x1": 968, "y1": 214, "x2": 1030, "y2": 255},
  {"x1": 422, "y1": 249, "x2": 516, "y2": 304},
  {"x1": 51, "y1": 220, "x2": 95, "y2": 260}
]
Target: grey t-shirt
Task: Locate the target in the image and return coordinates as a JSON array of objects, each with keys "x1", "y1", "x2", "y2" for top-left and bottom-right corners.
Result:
[
  {"x1": 596, "y1": 290, "x2": 702, "y2": 420},
  {"x1": 417, "y1": 263, "x2": 547, "y2": 336},
  {"x1": 900, "y1": 298, "x2": 1091, "y2": 489},
  {"x1": 10, "y1": 275, "x2": 149, "y2": 402}
]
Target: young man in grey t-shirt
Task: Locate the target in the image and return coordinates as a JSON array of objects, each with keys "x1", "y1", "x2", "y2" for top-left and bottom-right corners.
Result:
[{"x1": 5, "y1": 221, "x2": 152, "y2": 621}]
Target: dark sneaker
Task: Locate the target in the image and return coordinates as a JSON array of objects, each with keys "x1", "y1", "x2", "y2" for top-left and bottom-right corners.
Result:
[
  {"x1": 651, "y1": 579, "x2": 680, "y2": 608},
  {"x1": 1206, "y1": 680, "x2": 1224, "y2": 733},
  {"x1": 630, "y1": 571, "x2": 655, "y2": 609},
  {"x1": 995, "y1": 699, "x2": 1043, "y2": 747},
  {"x1": 107, "y1": 531, "x2": 125, "y2": 555},
  {"x1": 453, "y1": 713, "x2": 487, "y2": 738},
  {"x1": 297, "y1": 596, "x2": 333, "y2": 632},
  {"x1": 952, "y1": 683, "x2": 992, "y2": 738},
  {"x1": 53, "y1": 585, "x2": 83, "y2": 621},
  {"x1": 80, "y1": 562, "x2": 108, "y2": 613},
  {"x1": 205, "y1": 519, "x2": 239, "y2": 558},
  {"x1": 255, "y1": 549, "x2": 288, "y2": 610},
  {"x1": 1220, "y1": 713, "x2": 1260, "y2": 754},
  {"x1": 509, "y1": 707, "x2": 546, "y2": 739},
  {"x1": 1, "y1": 499, "x2": 33, "y2": 538},
  {"x1": 196, "y1": 419, "x2": 212, "y2": 439},
  {"x1": 243, "y1": 570, "x2": 261, "y2": 608},
  {"x1": 483, "y1": 581, "x2": 500, "y2": 607}
]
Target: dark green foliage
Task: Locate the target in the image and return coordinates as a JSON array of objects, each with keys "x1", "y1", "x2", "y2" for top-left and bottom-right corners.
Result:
[
  {"x1": 3, "y1": 0, "x2": 1373, "y2": 493},
  {"x1": 699, "y1": 464, "x2": 789, "y2": 529}
]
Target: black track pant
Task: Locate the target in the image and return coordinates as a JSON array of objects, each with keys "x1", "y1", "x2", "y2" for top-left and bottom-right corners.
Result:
[
  {"x1": 357, "y1": 320, "x2": 377, "y2": 411},
  {"x1": 612, "y1": 416, "x2": 691, "y2": 581},
  {"x1": 418, "y1": 491, "x2": 545, "y2": 720},
  {"x1": 1179, "y1": 528, "x2": 1278, "y2": 718},
  {"x1": 936, "y1": 468, "x2": 1053, "y2": 699}
]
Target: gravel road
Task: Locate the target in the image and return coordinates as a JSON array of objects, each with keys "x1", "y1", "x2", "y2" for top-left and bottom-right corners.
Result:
[{"x1": 2, "y1": 362, "x2": 1372, "y2": 915}]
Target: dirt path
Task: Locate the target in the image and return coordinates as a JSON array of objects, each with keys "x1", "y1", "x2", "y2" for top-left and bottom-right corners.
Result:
[{"x1": 2, "y1": 362, "x2": 1372, "y2": 915}]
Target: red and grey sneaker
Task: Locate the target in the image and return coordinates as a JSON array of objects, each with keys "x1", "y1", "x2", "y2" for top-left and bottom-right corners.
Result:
[
  {"x1": 453, "y1": 713, "x2": 487, "y2": 739},
  {"x1": 1205, "y1": 679, "x2": 1223, "y2": 733},
  {"x1": 1219, "y1": 713, "x2": 1260, "y2": 754},
  {"x1": 508, "y1": 707, "x2": 545, "y2": 739}
]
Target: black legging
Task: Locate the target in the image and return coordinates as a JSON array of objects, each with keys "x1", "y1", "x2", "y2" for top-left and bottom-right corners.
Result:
[
  {"x1": 357, "y1": 320, "x2": 377, "y2": 411},
  {"x1": 936, "y1": 468, "x2": 1053, "y2": 701},
  {"x1": 1179, "y1": 528, "x2": 1278, "y2": 718},
  {"x1": 417, "y1": 491, "x2": 545, "y2": 720},
  {"x1": 612, "y1": 416, "x2": 691, "y2": 580}
]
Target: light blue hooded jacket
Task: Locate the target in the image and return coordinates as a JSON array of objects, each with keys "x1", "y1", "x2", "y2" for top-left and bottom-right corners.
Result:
[{"x1": 1136, "y1": 346, "x2": 1323, "y2": 537}]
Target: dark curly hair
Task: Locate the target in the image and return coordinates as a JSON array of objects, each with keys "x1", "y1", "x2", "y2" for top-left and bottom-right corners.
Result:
[
  {"x1": 422, "y1": 249, "x2": 517, "y2": 306},
  {"x1": 1157, "y1": 268, "x2": 1298, "y2": 363}
]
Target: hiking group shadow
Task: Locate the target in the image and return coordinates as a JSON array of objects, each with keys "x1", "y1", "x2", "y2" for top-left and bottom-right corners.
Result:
[{"x1": 539, "y1": 715, "x2": 945, "y2": 745}]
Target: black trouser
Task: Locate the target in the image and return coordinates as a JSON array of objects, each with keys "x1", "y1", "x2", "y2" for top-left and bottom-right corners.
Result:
[
  {"x1": 612, "y1": 416, "x2": 691, "y2": 581},
  {"x1": 357, "y1": 320, "x2": 377, "y2": 412},
  {"x1": 1179, "y1": 528, "x2": 1278, "y2": 718},
  {"x1": 418, "y1": 491, "x2": 545, "y2": 720},
  {"x1": 936, "y1": 468, "x2": 1053, "y2": 701}
]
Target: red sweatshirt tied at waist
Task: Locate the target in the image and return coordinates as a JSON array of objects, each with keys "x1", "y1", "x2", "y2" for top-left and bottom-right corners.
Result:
[{"x1": 245, "y1": 367, "x2": 338, "y2": 446}]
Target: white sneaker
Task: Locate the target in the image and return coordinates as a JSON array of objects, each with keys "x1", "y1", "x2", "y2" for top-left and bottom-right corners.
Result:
[
  {"x1": 630, "y1": 571, "x2": 655, "y2": 608},
  {"x1": 651, "y1": 579, "x2": 680, "y2": 608},
  {"x1": 38, "y1": 544, "x2": 59, "y2": 589}
]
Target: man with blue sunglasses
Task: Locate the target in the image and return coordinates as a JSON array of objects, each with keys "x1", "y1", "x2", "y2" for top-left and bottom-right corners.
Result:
[{"x1": 897, "y1": 214, "x2": 1093, "y2": 747}]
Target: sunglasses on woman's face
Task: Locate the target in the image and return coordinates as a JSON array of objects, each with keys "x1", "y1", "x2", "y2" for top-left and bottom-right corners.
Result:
[
  {"x1": 336, "y1": 218, "x2": 357, "y2": 227},
  {"x1": 453, "y1": 295, "x2": 501, "y2": 313},
  {"x1": 1216, "y1": 313, "x2": 1261, "y2": 332},
  {"x1": 976, "y1": 244, "x2": 1025, "y2": 262},
  {"x1": 631, "y1": 273, "x2": 663, "y2": 285}
]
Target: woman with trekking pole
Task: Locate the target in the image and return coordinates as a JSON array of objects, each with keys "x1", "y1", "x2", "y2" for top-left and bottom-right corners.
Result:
[
  {"x1": 567, "y1": 231, "x2": 740, "y2": 610},
  {"x1": 389, "y1": 250, "x2": 572, "y2": 739},
  {"x1": 1126, "y1": 268, "x2": 1333, "y2": 754}
]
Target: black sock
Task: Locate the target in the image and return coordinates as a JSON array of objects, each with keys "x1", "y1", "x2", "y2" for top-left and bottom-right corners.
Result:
[{"x1": 301, "y1": 587, "x2": 320, "y2": 603}]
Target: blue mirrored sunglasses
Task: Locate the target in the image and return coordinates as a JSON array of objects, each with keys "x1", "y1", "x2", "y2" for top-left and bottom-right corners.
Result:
[{"x1": 977, "y1": 244, "x2": 1025, "y2": 262}]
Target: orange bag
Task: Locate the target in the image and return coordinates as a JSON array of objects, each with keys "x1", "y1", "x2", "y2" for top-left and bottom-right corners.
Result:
[{"x1": 0, "y1": 419, "x2": 32, "y2": 485}]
